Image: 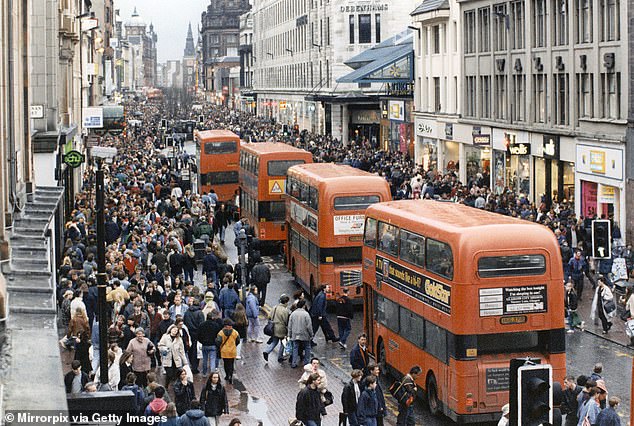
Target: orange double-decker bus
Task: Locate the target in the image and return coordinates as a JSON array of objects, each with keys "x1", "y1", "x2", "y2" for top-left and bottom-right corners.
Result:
[
  {"x1": 196, "y1": 130, "x2": 240, "y2": 202},
  {"x1": 362, "y1": 200, "x2": 566, "y2": 423},
  {"x1": 286, "y1": 164, "x2": 391, "y2": 301},
  {"x1": 239, "y1": 143, "x2": 312, "y2": 249}
]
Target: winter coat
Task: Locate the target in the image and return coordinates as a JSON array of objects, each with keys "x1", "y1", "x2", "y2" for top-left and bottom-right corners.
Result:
[
  {"x1": 357, "y1": 388, "x2": 379, "y2": 423},
  {"x1": 202, "y1": 252, "x2": 219, "y2": 277},
  {"x1": 591, "y1": 285, "x2": 614, "y2": 322},
  {"x1": 173, "y1": 380, "x2": 196, "y2": 415},
  {"x1": 250, "y1": 263, "x2": 271, "y2": 286},
  {"x1": 126, "y1": 337, "x2": 154, "y2": 372},
  {"x1": 178, "y1": 409, "x2": 208, "y2": 426},
  {"x1": 596, "y1": 406, "x2": 622, "y2": 426},
  {"x1": 246, "y1": 293, "x2": 259, "y2": 319},
  {"x1": 218, "y1": 287, "x2": 240, "y2": 315},
  {"x1": 197, "y1": 318, "x2": 224, "y2": 346},
  {"x1": 310, "y1": 290, "x2": 327, "y2": 318},
  {"x1": 288, "y1": 308, "x2": 314, "y2": 341},
  {"x1": 158, "y1": 328, "x2": 188, "y2": 368},
  {"x1": 336, "y1": 296, "x2": 354, "y2": 320},
  {"x1": 199, "y1": 382, "x2": 229, "y2": 417},
  {"x1": 269, "y1": 303, "x2": 290, "y2": 338},
  {"x1": 350, "y1": 343, "x2": 370, "y2": 373},
  {"x1": 121, "y1": 383, "x2": 145, "y2": 414},
  {"x1": 341, "y1": 379, "x2": 361, "y2": 414},
  {"x1": 295, "y1": 385, "x2": 325, "y2": 422},
  {"x1": 183, "y1": 306, "x2": 205, "y2": 340},
  {"x1": 215, "y1": 328, "x2": 240, "y2": 359}
]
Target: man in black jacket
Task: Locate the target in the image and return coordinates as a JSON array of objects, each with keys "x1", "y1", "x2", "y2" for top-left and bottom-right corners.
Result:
[
  {"x1": 295, "y1": 373, "x2": 325, "y2": 426},
  {"x1": 341, "y1": 369, "x2": 363, "y2": 426},
  {"x1": 561, "y1": 375, "x2": 582, "y2": 426},
  {"x1": 64, "y1": 360, "x2": 89, "y2": 393},
  {"x1": 250, "y1": 256, "x2": 271, "y2": 305},
  {"x1": 336, "y1": 288, "x2": 354, "y2": 350},
  {"x1": 184, "y1": 298, "x2": 205, "y2": 373},
  {"x1": 363, "y1": 363, "x2": 387, "y2": 426},
  {"x1": 198, "y1": 310, "x2": 224, "y2": 375}
]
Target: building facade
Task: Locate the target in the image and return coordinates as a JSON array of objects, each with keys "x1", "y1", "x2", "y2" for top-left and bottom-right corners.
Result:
[
  {"x1": 251, "y1": 0, "x2": 418, "y2": 142},
  {"x1": 124, "y1": 7, "x2": 158, "y2": 89},
  {"x1": 238, "y1": 11, "x2": 255, "y2": 113},
  {"x1": 183, "y1": 23, "x2": 198, "y2": 92}
]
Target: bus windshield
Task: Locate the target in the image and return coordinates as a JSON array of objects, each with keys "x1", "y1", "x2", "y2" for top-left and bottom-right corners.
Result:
[{"x1": 204, "y1": 141, "x2": 237, "y2": 154}]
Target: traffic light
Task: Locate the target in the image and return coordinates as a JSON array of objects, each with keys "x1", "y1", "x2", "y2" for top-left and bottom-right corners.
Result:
[
  {"x1": 591, "y1": 220, "x2": 611, "y2": 259},
  {"x1": 199, "y1": 114, "x2": 204, "y2": 124},
  {"x1": 517, "y1": 364, "x2": 552, "y2": 426},
  {"x1": 160, "y1": 119, "x2": 167, "y2": 129}
]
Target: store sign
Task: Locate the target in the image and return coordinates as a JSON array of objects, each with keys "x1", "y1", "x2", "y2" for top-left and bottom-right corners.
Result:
[
  {"x1": 508, "y1": 143, "x2": 530, "y2": 156},
  {"x1": 444, "y1": 123, "x2": 453, "y2": 140},
  {"x1": 473, "y1": 134, "x2": 491, "y2": 146},
  {"x1": 576, "y1": 144, "x2": 623, "y2": 180},
  {"x1": 63, "y1": 150, "x2": 85, "y2": 168},
  {"x1": 351, "y1": 110, "x2": 380, "y2": 124},
  {"x1": 598, "y1": 184, "x2": 616, "y2": 204},
  {"x1": 415, "y1": 117, "x2": 436, "y2": 138},
  {"x1": 388, "y1": 100, "x2": 405, "y2": 121},
  {"x1": 279, "y1": 101, "x2": 287, "y2": 110},
  {"x1": 82, "y1": 107, "x2": 103, "y2": 128},
  {"x1": 386, "y1": 82, "x2": 414, "y2": 97},
  {"x1": 340, "y1": 4, "x2": 389, "y2": 12},
  {"x1": 542, "y1": 134, "x2": 560, "y2": 160}
]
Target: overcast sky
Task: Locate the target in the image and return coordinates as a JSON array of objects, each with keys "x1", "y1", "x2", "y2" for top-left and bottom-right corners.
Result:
[{"x1": 117, "y1": 0, "x2": 210, "y2": 63}]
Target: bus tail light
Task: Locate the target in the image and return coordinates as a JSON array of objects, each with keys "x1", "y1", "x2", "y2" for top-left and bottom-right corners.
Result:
[{"x1": 466, "y1": 393, "x2": 475, "y2": 412}]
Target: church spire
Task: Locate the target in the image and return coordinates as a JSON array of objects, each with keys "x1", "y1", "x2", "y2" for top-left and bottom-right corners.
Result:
[{"x1": 184, "y1": 22, "x2": 195, "y2": 57}]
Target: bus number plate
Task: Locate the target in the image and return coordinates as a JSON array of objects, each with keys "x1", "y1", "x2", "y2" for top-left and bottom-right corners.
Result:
[{"x1": 499, "y1": 315, "x2": 527, "y2": 325}]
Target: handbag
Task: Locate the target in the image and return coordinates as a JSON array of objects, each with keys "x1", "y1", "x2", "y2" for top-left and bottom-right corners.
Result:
[
  {"x1": 603, "y1": 299, "x2": 616, "y2": 314},
  {"x1": 323, "y1": 390, "x2": 334, "y2": 406},
  {"x1": 263, "y1": 306, "x2": 277, "y2": 337},
  {"x1": 389, "y1": 379, "x2": 415, "y2": 407}
]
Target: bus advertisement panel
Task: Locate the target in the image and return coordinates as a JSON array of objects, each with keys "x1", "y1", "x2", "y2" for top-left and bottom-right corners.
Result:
[
  {"x1": 286, "y1": 163, "x2": 391, "y2": 301},
  {"x1": 362, "y1": 200, "x2": 565, "y2": 423}
]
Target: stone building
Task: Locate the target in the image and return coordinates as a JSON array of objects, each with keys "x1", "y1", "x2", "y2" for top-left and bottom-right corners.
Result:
[
  {"x1": 183, "y1": 23, "x2": 198, "y2": 92},
  {"x1": 124, "y1": 7, "x2": 158, "y2": 89}
]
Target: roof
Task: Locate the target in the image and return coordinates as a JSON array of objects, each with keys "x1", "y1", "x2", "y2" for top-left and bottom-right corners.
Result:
[
  {"x1": 289, "y1": 163, "x2": 379, "y2": 180},
  {"x1": 195, "y1": 129, "x2": 239, "y2": 141},
  {"x1": 125, "y1": 7, "x2": 146, "y2": 27},
  {"x1": 338, "y1": 30, "x2": 414, "y2": 84},
  {"x1": 240, "y1": 142, "x2": 312, "y2": 156},
  {"x1": 411, "y1": 0, "x2": 450, "y2": 15}
]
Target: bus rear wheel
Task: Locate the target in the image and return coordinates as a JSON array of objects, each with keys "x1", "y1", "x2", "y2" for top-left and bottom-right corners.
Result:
[
  {"x1": 426, "y1": 373, "x2": 441, "y2": 416},
  {"x1": 377, "y1": 339, "x2": 387, "y2": 374}
]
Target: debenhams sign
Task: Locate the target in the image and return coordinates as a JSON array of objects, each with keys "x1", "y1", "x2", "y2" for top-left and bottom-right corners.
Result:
[{"x1": 340, "y1": 4, "x2": 389, "y2": 12}]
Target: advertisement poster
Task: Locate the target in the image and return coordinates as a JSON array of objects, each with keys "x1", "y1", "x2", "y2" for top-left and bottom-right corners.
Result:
[
  {"x1": 333, "y1": 215, "x2": 365, "y2": 235},
  {"x1": 290, "y1": 202, "x2": 318, "y2": 234},
  {"x1": 581, "y1": 181, "x2": 598, "y2": 218}
]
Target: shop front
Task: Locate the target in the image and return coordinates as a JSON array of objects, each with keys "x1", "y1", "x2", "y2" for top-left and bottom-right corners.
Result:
[
  {"x1": 576, "y1": 143, "x2": 625, "y2": 229},
  {"x1": 349, "y1": 108, "x2": 381, "y2": 146},
  {"x1": 414, "y1": 116, "x2": 438, "y2": 170},
  {"x1": 534, "y1": 134, "x2": 575, "y2": 208},
  {"x1": 490, "y1": 129, "x2": 532, "y2": 196},
  {"x1": 465, "y1": 127, "x2": 492, "y2": 188}
]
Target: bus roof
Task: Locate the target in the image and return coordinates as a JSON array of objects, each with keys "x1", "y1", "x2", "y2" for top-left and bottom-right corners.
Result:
[
  {"x1": 367, "y1": 200, "x2": 559, "y2": 252},
  {"x1": 195, "y1": 129, "x2": 239, "y2": 140},
  {"x1": 289, "y1": 163, "x2": 381, "y2": 181},
  {"x1": 240, "y1": 142, "x2": 310, "y2": 155}
]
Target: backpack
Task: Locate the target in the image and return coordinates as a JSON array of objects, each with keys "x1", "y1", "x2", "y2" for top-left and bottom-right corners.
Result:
[{"x1": 389, "y1": 379, "x2": 415, "y2": 407}]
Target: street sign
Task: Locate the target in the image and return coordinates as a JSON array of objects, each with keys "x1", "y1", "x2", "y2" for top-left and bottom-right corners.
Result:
[
  {"x1": 30, "y1": 105, "x2": 44, "y2": 119},
  {"x1": 91, "y1": 146, "x2": 118, "y2": 160},
  {"x1": 83, "y1": 107, "x2": 103, "y2": 128},
  {"x1": 63, "y1": 150, "x2": 85, "y2": 168},
  {"x1": 86, "y1": 134, "x2": 101, "y2": 148}
]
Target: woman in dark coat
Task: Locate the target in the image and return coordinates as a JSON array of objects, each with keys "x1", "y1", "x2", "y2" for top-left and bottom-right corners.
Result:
[
  {"x1": 199, "y1": 371, "x2": 229, "y2": 424},
  {"x1": 173, "y1": 367, "x2": 196, "y2": 415},
  {"x1": 74, "y1": 331, "x2": 92, "y2": 375}
]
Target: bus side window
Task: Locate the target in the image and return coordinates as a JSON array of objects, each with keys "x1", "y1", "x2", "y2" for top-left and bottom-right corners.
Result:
[
  {"x1": 399, "y1": 230, "x2": 425, "y2": 267},
  {"x1": 299, "y1": 182, "x2": 309, "y2": 204},
  {"x1": 378, "y1": 222, "x2": 399, "y2": 257},
  {"x1": 308, "y1": 186, "x2": 319, "y2": 210},
  {"x1": 426, "y1": 238, "x2": 454, "y2": 279},
  {"x1": 363, "y1": 217, "x2": 377, "y2": 248}
]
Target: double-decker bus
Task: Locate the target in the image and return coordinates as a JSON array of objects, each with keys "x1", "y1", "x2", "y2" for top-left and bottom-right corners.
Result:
[
  {"x1": 286, "y1": 164, "x2": 391, "y2": 301},
  {"x1": 362, "y1": 200, "x2": 565, "y2": 423},
  {"x1": 196, "y1": 130, "x2": 240, "y2": 202},
  {"x1": 239, "y1": 143, "x2": 312, "y2": 249}
]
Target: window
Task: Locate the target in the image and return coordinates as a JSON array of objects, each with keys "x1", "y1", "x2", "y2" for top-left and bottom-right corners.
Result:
[
  {"x1": 334, "y1": 195, "x2": 380, "y2": 210},
  {"x1": 478, "y1": 254, "x2": 546, "y2": 277},
  {"x1": 433, "y1": 25, "x2": 441, "y2": 54},
  {"x1": 376, "y1": 295, "x2": 400, "y2": 332},
  {"x1": 359, "y1": 14, "x2": 371, "y2": 43},
  {"x1": 204, "y1": 141, "x2": 237, "y2": 154},
  {"x1": 600, "y1": 0, "x2": 619, "y2": 41},
  {"x1": 480, "y1": 76, "x2": 491, "y2": 118},
  {"x1": 308, "y1": 186, "x2": 319, "y2": 210},
  {"x1": 577, "y1": 73, "x2": 594, "y2": 118},
  {"x1": 554, "y1": 73, "x2": 569, "y2": 125},
  {"x1": 319, "y1": 247, "x2": 362, "y2": 264},
  {"x1": 201, "y1": 171, "x2": 239, "y2": 186},
  {"x1": 267, "y1": 159, "x2": 305, "y2": 176},
  {"x1": 287, "y1": 176, "x2": 300, "y2": 198},
  {"x1": 425, "y1": 239, "x2": 453, "y2": 279},
  {"x1": 400, "y1": 308, "x2": 425, "y2": 348},
  {"x1": 378, "y1": 222, "x2": 399, "y2": 256},
  {"x1": 601, "y1": 72, "x2": 621, "y2": 119},
  {"x1": 511, "y1": 0, "x2": 525, "y2": 49},
  {"x1": 533, "y1": 0, "x2": 546, "y2": 47},
  {"x1": 258, "y1": 201, "x2": 286, "y2": 221},
  {"x1": 493, "y1": 4, "x2": 507, "y2": 50},
  {"x1": 512, "y1": 74, "x2": 526, "y2": 121},
  {"x1": 553, "y1": 0, "x2": 569, "y2": 45},
  {"x1": 478, "y1": 8, "x2": 490, "y2": 52},
  {"x1": 495, "y1": 75, "x2": 507, "y2": 119},
  {"x1": 349, "y1": 15, "x2": 355, "y2": 43},
  {"x1": 425, "y1": 321, "x2": 448, "y2": 363},
  {"x1": 576, "y1": 0, "x2": 592, "y2": 43},
  {"x1": 375, "y1": 14, "x2": 381, "y2": 43},
  {"x1": 464, "y1": 10, "x2": 476, "y2": 53},
  {"x1": 309, "y1": 242, "x2": 319, "y2": 265},
  {"x1": 399, "y1": 230, "x2": 425, "y2": 267},
  {"x1": 534, "y1": 74, "x2": 547, "y2": 123},
  {"x1": 434, "y1": 77, "x2": 441, "y2": 112},
  {"x1": 465, "y1": 76, "x2": 477, "y2": 117},
  {"x1": 363, "y1": 217, "x2": 377, "y2": 248}
]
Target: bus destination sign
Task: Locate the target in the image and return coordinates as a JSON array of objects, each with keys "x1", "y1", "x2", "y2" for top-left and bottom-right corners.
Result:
[
  {"x1": 478, "y1": 285, "x2": 548, "y2": 317},
  {"x1": 375, "y1": 256, "x2": 451, "y2": 314}
]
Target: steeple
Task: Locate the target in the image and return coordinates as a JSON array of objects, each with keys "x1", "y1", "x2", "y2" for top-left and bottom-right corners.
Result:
[{"x1": 184, "y1": 22, "x2": 195, "y2": 57}]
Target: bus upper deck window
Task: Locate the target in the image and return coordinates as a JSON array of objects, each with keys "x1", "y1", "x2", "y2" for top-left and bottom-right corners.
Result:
[
  {"x1": 364, "y1": 218, "x2": 377, "y2": 248},
  {"x1": 378, "y1": 222, "x2": 399, "y2": 257},
  {"x1": 426, "y1": 238, "x2": 453, "y2": 279}
]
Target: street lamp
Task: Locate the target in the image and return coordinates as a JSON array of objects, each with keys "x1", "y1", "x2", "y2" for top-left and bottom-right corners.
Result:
[
  {"x1": 237, "y1": 228, "x2": 248, "y2": 300},
  {"x1": 91, "y1": 145, "x2": 117, "y2": 391}
]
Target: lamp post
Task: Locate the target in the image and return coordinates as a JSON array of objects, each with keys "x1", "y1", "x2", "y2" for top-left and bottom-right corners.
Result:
[
  {"x1": 91, "y1": 146, "x2": 117, "y2": 391},
  {"x1": 237, "y1": 228, "x2": 248, "y2": 301}
]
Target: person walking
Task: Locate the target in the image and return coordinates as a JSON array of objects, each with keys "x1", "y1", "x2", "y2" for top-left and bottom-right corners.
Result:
[
  {"x1": 126, "y1": 328, "x2": 155, "y2": 388},
  {"x1": 565, "y1": 281, "x2": 583, "y2": 332},
  {"x1": 357, "y1": 375, "x2": 380, "y2": 426},
  {"x1": 295, "y1": 372, "x2": 326, "y2": 426},
  {"x1": 183, "y1": 298, "x2": 205, "y2": 374},
  {"x1": 245, "y1": 286, "x2": 262, "y2": 343},
  {"x1": 214, "y1": 203, "x2": 230, "y2": 244},
  {"x1": 199, "y1": 371, "x2": 229, "y2": 426},
  {"x1": 250, "y1": 256, "x2": 271, "y2": 306},
  {"x1": 158, "y1": 325, "x2": 188, "y2": 389},
  {"x1": 218, "y1": 282, "x2": 240, "y2": 319},
  {"x1": 310, "y1": 284, "x2": 338, "y2": 344},
  {"x1": 336, "y1": 288, "x2": 354, "y2": 350},
  {"x1": 173, "y1": 367, "x2": 195, "y2": 415},
  {"x1": 396, "y1": 366, "x2": 422, "y2": 426},
  {"x1": 178, "y1": 400, "x2": 209, "y2": 426},
  {"x1": 263, "y1": 294, "x2": 290, "y2": 363},
  {"x1": 568, "y1": 251, "x2": 587, "y2": 301},
  {"x1": 183, "y1": 244, "x2": 197, "y2": 284},
  {"x1": 216, "y1": 318, "x2": 240, "y2": 384},
  {"x1": 198, "y1": 310, "x2": 223, "y2": 375},
  {"x1": 231, "y1": 303, "x2": 248, "y2": 360},
  {"x1": 288, "y1": 299, "x2": 314, "y2": 368},
  {"x1": 562, "y1": 375, "x2": 582, "y2": 426},
  {"x1": 350, "y1": 333, "x2": 370, "y2": 376},
  {"x1": 202, "y1": 246, "x2": 219, "y2": 286},
  {"x1": 596, "y1": 396, "x2": 621, "y2": 426},
  {"x1": 591, "y1": 277, "x2": 615, "y2": 334},
  {"x1": 341, "y1": 369, "x2": 363, "y2": 426},
  {"x1": 577, "y1": 387, "x2": 601, "y2": 426}
]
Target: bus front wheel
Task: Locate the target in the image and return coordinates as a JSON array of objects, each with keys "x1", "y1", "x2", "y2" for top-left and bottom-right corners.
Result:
[{"x1": 426, "y1": 373, "x2": 441, "y2": 416}]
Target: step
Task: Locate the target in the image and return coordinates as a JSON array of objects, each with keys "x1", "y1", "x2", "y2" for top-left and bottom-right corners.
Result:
[
  {"x1": 12, "y1": 258, "x2": 49, "y2": 269},
  {"x1": 7, "y1": 311, "x2": 58, "y2": 330},
  {"x1": 11, "y1": 228, "x2": 45, "y2": 238},
  {"x1": 5, "y1": 268, "x2": 51, "y2": 280},
  {"x1": 10, "y1": 237, "x2": 47, "y2": 248},
  {"x1": 14, "y1": 217, "x2": 50, "y2": 228},
  {"x1": 25, "y1": 202, "x2": 58, "y2": 212},
  {"x1": 35, "y1": 186, "x2": 64, "y2": 194},
  {"x1": 9, "y1": 291, "x2": 56, "y2": 314},
  {"x1": 11, "y1": 246, "x2": 48, "y2": 256}
]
